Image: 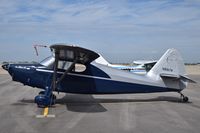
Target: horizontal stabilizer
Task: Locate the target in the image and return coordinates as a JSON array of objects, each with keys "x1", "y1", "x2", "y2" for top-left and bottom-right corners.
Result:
[
  {"x1": 160, "y1": 73, "x2": 196, "y2": 83},
  {"x1": 160, "y1": 73, "x2": 179, "y2": 79},
  {"x1": 180, "y1": 75, "x2": 197, "y2": 83}
]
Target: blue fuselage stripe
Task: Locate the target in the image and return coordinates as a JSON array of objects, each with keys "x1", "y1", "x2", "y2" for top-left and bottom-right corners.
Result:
[{"x1": 58, "y1": 74, "x2": 177, "y2": 94}]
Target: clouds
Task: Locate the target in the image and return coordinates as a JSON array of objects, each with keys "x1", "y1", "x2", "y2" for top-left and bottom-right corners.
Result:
[
  {"x1": 1, "y1": 0, "x2": 200, "y2": 28},
  {"x1": 0, "y1": 0, "x2": 200, "y2": 62}
]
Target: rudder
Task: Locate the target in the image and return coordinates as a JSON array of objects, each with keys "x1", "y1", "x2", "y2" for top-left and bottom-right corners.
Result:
[{"x1": 148, "y1": 48, "x2": 186, "y2": 78}]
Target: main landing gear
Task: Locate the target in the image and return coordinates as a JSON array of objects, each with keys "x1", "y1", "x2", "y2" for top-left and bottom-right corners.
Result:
[
  {"x1": 34, "y1": 91, "x2": 56, "y2": 108},
  {"x1": 178, "y1": 92, "x2": 189, "y2": 103}
]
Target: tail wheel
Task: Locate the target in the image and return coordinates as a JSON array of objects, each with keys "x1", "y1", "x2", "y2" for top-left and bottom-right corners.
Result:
[
  {"x1": 179, "y1": 92, "x2": 189, "y2": 103},
  {"x1": 183, "y1": 96, "x2": 189, "y2": 102}
]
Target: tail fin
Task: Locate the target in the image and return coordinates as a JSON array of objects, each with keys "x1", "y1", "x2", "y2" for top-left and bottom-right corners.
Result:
[
  {"x1": 148, "y1": 48, "x2": 186, "y2": 77},
  {"x1": 147, "y1": 49, "x2": 196, "y2": 91},
  {"x1": 148, "y1": 49, "x2": 196, "y2": 90}
]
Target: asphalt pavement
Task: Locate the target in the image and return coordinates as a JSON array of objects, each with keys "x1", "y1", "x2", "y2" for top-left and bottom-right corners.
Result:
[{"x1": 0, "y1": 74, "x2": 200, "y2": 133}]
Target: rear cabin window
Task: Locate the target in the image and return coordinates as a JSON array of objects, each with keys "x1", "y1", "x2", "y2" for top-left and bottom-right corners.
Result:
[{"x1": 57, "y1": 61, "x2": 86, "y2": 72}]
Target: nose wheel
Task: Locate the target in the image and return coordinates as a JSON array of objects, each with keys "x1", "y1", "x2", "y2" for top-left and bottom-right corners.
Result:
[
  {"x1": 34, "y1": 91, "x2": 56, "y2": 108},
  {"x1": 179, "y1": 92, "x2": 189, "y2": 103}
]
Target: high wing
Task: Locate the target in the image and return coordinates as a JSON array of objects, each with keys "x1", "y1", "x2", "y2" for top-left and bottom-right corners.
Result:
[
  {"x1": 133, "y1": 60, "x2": 157, "y2": 65},
  {"x1": 50, "y1": 44, "x2": 99, "y2": 64},
  {"x1": 132, "y1": 60, "x2": 157, "y2": 72}
]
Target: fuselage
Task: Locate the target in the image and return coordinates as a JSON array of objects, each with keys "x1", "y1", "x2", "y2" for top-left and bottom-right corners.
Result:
[{"x1": 4, "y1": 61, "x2": 180, "y2": 95}]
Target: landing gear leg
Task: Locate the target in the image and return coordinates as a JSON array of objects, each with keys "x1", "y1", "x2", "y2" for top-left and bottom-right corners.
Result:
[
  {"x1": 178, "y1": 92, "x2": 189, "y2": 103},
  {"x1": 34, "y1": 50, "x2": 60, "y2": 108}
]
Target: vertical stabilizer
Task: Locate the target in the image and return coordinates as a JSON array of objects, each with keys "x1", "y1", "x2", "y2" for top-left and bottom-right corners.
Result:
[{"x1": 148, "y1": 49, "x2": 186, "y2": 78}]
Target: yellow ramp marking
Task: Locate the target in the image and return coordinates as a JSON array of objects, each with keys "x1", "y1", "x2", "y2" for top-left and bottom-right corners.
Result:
[
  {"x1": 43, "y1": 107, "x2": 49, "y2": 117},
  {"x1": 35, "y1": 107, "x2": 55, "y2": 118}
]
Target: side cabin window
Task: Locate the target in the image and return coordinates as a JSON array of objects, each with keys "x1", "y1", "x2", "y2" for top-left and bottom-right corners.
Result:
[
  {"x1": 74, "y1": 63, "x2": 86, "y2": 72},
  {"x1": 58, "y1": 61, "x2": 72, "y2": 70},
  {"x1": 57, "y1": 61, "x2": 86, "y2": 72}
]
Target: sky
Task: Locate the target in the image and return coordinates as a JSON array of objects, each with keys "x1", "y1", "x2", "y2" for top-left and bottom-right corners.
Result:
[{"x1": 0, "y1": 0, "x2": 200, "y2": 63}]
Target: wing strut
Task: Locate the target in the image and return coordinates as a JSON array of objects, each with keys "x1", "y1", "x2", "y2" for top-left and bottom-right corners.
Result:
[
  {"x1": 52, "y1": 50, "x2": 59, "y2": 93},
  {"x1": 57, "y1": 59, "x2": 77, "y2": 85},
  {"x1": 52, "y1": 51, "x2": 78, "y2": 93}
]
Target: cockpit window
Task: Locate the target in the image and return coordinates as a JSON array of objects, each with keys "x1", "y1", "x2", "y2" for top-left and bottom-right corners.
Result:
[
  {"x1": 58, "y1": 61, "x2": 73, "y2": 70},
  {"x1": 40, "y1": 55, "x2": 86, "y2": 72},
  {"x1": 57, "y1": 61, "x2": 86, "y2": 72},
  {"x1": 40, "y1": 56, "x2": 55, "y2": 68}
]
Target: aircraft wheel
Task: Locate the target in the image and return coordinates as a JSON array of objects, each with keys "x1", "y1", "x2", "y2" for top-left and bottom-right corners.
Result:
[
  {"x1": 183, "y1": 96, "x2": 189, "y2": 103},
  {"x1": 34, "y1": 93, "x2": 56, "y2": 108},
  {"x1": 34, "y1": 95, "x2": 49, "y2": 108}
]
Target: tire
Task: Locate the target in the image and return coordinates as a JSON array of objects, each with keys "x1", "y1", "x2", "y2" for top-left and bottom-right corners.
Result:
[
  {"x1": 183, "y1": 96, "x2": 189, "y2": 102},
  {"x1": 34, "y1": 95, "x2": 48, "y2": 108}
]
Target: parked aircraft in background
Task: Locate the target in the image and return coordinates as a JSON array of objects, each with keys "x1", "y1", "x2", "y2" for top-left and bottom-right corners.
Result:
[
  {"x1": 2, "y1": 44, "x2": 196, "y2": 108},
  {"x1": 95, "y1": 56, "x2": 157, "y2": 74}
]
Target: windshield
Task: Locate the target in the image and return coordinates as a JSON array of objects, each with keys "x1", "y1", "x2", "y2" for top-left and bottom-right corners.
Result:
[
  {"x1": 39, "y1": 55, "x2": 86, "y2": 72},
  {"x1": 40, "y1": 56, "x2": 55, "y2": 67}
]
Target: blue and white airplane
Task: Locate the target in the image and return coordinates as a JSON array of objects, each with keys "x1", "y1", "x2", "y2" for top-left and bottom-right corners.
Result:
[
  {"x1": 2, "y1": 44, "x2": 195, "y2": 107},
  {"x1": 95, "y1": 55, "x2": 157, "y2": 74}
]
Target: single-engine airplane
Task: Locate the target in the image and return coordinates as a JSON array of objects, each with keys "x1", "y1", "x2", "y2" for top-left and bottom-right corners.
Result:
[{"x1": 2, "y1": 44, "x2": 196, "y2": 107}]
